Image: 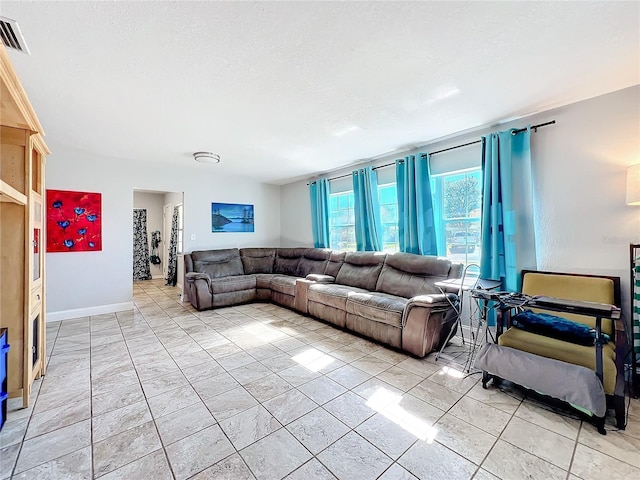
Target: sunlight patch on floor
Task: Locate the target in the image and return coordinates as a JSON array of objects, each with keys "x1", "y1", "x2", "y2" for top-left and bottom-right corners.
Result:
[
  {"x1": 436, "y1": 366, "x2": 464, "y2": 379},
  {"x1": 292, "y1": 348, "x2": 336, "y2": 372},
  {"x1": 366, "y1": 387, "x2": 438, "y2": 443}
]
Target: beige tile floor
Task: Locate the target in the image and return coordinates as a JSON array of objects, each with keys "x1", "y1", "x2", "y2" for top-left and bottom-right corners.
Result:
[{"x1": 1, "y1": 279, "x2": 639, "y2": 479}]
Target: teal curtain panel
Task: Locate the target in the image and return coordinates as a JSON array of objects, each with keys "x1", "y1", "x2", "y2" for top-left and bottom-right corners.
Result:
[
  {"x1": 480, "y1": 127, "x2": 537, "y2": 292},
  {"x1": 352, "y1": 167, "x2": 382, "y2": 251},
  {"x1": 395, "y1": 154, "x2": 440, "y2": 255},
  {"x1": 309, "y1": 178, "x2": 331, "y2": 248}
]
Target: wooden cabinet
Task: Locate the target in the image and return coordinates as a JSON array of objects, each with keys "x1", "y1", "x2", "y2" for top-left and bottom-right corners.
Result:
[{"x1": 0, "y1": 44, "x2": 50, "y2": 407}]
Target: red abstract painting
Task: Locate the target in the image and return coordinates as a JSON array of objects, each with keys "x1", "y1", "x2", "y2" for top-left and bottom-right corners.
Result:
[{"x1": 46, "y1": 189, "x2": 102, "y2": 252}]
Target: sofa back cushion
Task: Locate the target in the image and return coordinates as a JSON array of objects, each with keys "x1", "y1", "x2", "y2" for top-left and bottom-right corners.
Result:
[
  {"x1": 324, "y1": 251, "x2": 346, "y2": 277},
  {"x1": 335, "y1": 252, "x2": 386, "y2": 291},
  {"x1": 448, "y1": 262, "x2": 463, "y2": 280},
  {"x1": 191, "y1": 248, "x2": 244, "y2": 278},
  {"x1": 375, "y1": 252, "x2": 452, "y2": 298},
  {"x1": 296, "y1": 249, "x2": 331, "y2": 277},
  {"x1": 240, "y1": 248, "x2": 276, "y2": 274},
  {"x1": 274, "y1": 248, "x2": 306, "y2": 276}
]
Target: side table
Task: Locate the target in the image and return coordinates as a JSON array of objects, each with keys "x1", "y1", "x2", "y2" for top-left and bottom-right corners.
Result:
[{"x1": 434, "y1": 268, "x2": 501, "y2": 370}]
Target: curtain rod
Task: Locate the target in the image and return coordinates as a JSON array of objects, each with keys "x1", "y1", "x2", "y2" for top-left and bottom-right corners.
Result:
[
  {"x1": 419, "y1": 120, "x2": 556, "y2": 158},
  {"x1": 308, "y1": 120, "x2": 555, "y2": 184}
]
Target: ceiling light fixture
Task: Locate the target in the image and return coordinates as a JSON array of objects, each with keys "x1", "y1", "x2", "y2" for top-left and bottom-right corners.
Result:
[{"x1": 193, "y1": 152, "x2": 220, "y2": 164}]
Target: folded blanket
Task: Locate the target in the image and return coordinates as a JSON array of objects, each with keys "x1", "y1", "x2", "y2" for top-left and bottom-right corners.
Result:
[{"x1": 512, "y1": 309, "x2": 609, "y2": 346}]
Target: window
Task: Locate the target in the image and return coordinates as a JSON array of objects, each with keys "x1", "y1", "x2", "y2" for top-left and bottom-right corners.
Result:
[
  {"x1": 325, "y1": 166, "x2": 481, "y2": 264},
  {"x1": 432, "y1": 168, "x2": 482, "y2": 266},
  {"x1": 329, "y1": 192, "x2": 356, "y2": 251},
  {"x1": 176, "y1": 204, "x2": 184, "y2": 254},
  {"x1": 378, "y1": 183, "x2": 399, "y2": 252}
]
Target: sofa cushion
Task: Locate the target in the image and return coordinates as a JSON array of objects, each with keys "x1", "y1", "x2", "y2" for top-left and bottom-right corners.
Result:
[
  {"x1": 191, "y1": 248, "x2": 239, "y2": 263},
  {"x1": 209, "y1": 275, "x2": 256, "y2": 294},
  {"x1": 335, "y1": 252, "x2": 386, "y2": 291},
  {"x1": 375, "y1": 253, "x2": 451, "y2": 298},
  {"x1": 296, "y1": 248, "x2": 331, "y2": 277},
  {"x1": 324, "y1": 251, "x2": 346, "y2": 277},
  {"x1": 240, "y1": 248, "x2": 276, "y2": 274},
  {"x1": 306, "y1": 274, "x2": 335, "y2": 283},
  {"x1": 253, "y1": 273, "x2": 283, "y2": 289},
  {"x1": 192, "y1": 248, "x2": 244, "y2": 278},
  {"x1": 270, "y1": 276, "x2": 298, "y2": 296},
  {"x1": 274, "y1": 248, "x2": 306, "y2": 276},
  {"x1": 346, "y1": 292, "x2": 407, "y2": 328},
  {"x1": 308, "y1": 283, "x2": 368, "y2": 311}
]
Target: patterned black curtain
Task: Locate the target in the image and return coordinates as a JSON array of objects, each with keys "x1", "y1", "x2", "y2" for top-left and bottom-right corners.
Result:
[
  {"x1": 133, "y1": 209, "x2": 152, "y2": 281},
  {"x1": 165, "y1": 206, "x2": 179, "y2": 286}
]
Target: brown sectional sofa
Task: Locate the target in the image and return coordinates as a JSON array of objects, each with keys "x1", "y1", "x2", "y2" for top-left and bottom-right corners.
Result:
[{"x1": 184, "y1": 247, "x2": 462, "y2": 357}]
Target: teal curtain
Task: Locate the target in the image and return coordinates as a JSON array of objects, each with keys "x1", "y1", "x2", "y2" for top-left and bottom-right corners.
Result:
[
  {"x1": 309, "y1": 178, "x2": 331, "y2": 248},
  {"x1": 352, "y1": 167, "x2": 382, "y2": 251},
  {"x1": 395, "y1": 154, "x2": 440, "y2": 255},
  {"x1": 480, "y1": 127, "x2": 537, "y2": 292}
]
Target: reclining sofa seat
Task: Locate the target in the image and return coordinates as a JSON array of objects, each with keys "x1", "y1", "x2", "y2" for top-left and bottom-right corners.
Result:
[
  {"x1": 184, "y1": 247, "x2": 462, "y2": 357},
  {"x1": 239, "y1": 247, "x2": 277, "y2": 301},
  {"x1": 270, "y1": 248, "x2": 331, "y2": 309},
  {"x1": 184, "y1": 248, "x2": 256, "y2": 310}
]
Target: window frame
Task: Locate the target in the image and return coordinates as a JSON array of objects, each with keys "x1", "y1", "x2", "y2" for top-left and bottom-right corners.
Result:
[
  {"x1": 432, "y1": 167, "x2": 482, "y2": 266},
  {"x1": 378, "y1": 182, "x2": 399, "y2": 253},
  {"x1": 328, "y1": 191, "x2": 356, "y2": 251}
]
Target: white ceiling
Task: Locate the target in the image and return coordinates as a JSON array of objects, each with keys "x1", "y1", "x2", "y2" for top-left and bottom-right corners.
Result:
[{"x1": 3, "y1": 1, "x2": 639, "y2": 185}]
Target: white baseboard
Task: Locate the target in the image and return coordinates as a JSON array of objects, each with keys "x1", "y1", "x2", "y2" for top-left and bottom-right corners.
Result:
[
  {"x1": 47, "y1": 301, "x2": 134, "y2": 322},
  {"x1": 152, "y1": 275, "x2": 164, "y2": 280}
]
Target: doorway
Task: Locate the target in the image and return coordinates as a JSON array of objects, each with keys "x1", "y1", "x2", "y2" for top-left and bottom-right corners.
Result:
[
  {"x1": 133, "y1": 190, "x2": 184, "y2": 283},
  {"x1": 163, "y1": 203, "x2": 173, "y2": 278}
]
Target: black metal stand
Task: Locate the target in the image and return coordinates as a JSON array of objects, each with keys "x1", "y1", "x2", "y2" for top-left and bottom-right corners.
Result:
[{"x1": 630, "y1": 243, "x2": 639, "y2": 398}]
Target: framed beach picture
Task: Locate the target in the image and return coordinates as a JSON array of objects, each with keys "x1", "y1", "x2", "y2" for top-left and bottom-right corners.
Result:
[
  {"x1": 47, "y1": 189, "x2": 102, "y2": 252},
  {"x1": 212, "y1": 202, "x2": 254, "y2": 232}
]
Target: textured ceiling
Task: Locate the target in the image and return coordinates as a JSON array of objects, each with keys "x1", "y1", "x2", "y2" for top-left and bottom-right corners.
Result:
[{"x1": 3, "y1": 1, "x2": 639, "y2": 185}]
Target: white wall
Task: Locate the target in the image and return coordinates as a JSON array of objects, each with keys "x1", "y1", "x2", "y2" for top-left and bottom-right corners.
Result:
[
  {"x1": 46, "y1": 153, "x2": 281, "y2": 320},
  {"x1": 164, "y1": 192, "x2": 183, "y2": 207},
  {"x1": 280, "y1": 85, "x2": 640, "y2": 318},
  {"x1": 280, "y1": 180, "x2": 314, "y2": 247},
  {"x1": 133, "y1": 192, "x2": 164, "y2": 278}
]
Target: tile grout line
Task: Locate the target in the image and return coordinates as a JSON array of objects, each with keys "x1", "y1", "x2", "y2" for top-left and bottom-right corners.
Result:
[
  {"x1": 90, "y1": 291, "x2": 170, "y2": 478},
  {"x1": 470, "y1": 387, "x2": 524, "y2": 479},
  {"x1": 8, "y1": 320, "x2": 64, "y2": 478},
  {"x1": 151, "y1": 292, "x2": 243, "y2": 480},
  {"x1": 11, "y1": 280, "x2": 638, "y2": 479},
  {"x1": 152, "y1": 290, "x2": 376, "y2": 478},
  {"x1": 151, "y1": 284, "x2": 259, "y2": 480},
  {"x1": 565, "y1": 421, "x2": 583, "y2": 480},
  {"x1": 89, "y1": 314, "x2": 95, "y2": 479},
  {"x1": 130, "y1": 290, "x2": 178, "y2": 480}
]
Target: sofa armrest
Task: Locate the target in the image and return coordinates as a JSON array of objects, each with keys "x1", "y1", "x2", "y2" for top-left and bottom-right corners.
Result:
[
  {"x1": 401, "y1": 293, "x2": 459, "y2": 357},
  {"x1": 407, "y1": 293, "x2": 458, "y2": 309},
  {"x1": 185, "y1": 272, "x2": 211, "y2": 287},
  {"x1": 184, "y1": 254, "x2": 194, "y2": 274},
  {"x1": 184, "y1": 272, "x2": 214, "y2": 311},
  {"x1": 306, "y1": 274, "x2": 335, "y2": 283},
  {"x1": 295, "y1": 279, "x2": 313, "y2": 314}
]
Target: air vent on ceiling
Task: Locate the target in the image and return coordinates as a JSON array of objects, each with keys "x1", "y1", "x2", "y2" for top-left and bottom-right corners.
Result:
[{"x1": 0, "y1": 16, "x2": 30, "y2": 54}]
